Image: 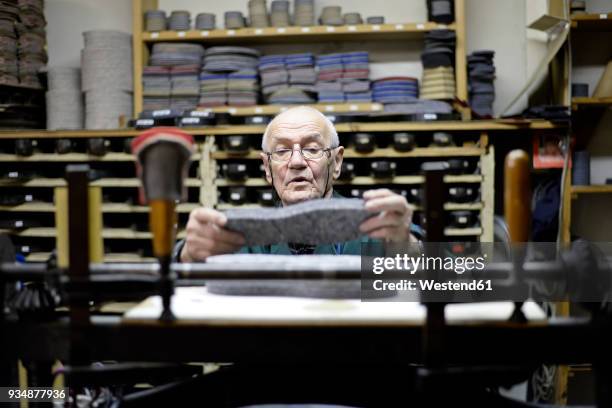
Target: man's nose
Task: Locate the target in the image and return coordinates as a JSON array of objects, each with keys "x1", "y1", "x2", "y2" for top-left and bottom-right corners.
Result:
[{"x1": 287, "y1": 146, "x2": 307, "y2": 168}]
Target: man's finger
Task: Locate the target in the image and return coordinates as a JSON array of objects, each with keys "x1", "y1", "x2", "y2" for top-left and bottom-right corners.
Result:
[
  {"x1": 190, "y1": 207, "x2": 227, "y2": 226},
  {"x1": 201, "y1": 223, "x2": 246, "y2": 246},
  {"x1": 360, "y1": 212, "x2": 404, "y2": 234},
  {"x1": 362, "y1": 188, "x2": 393, "y2": 200},
  {"x1": 365, "y1": 195, "x2": 413, "y2": 214}
]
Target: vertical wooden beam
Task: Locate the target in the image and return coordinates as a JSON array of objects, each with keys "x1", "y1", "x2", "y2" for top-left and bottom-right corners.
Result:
[
  {"x1": 480, "y1": 143, "x2": 495, "y2": 242},
  {"x1": 561, "y1": 165, "x2": 572, "y2": 244},
  {"x1": 132, "y1": 0, "x2": 158, "y2": 117},
  {"x1": 453, "y1": 0, "x2": 470, "y2": 120},
  {"x1": 201, "y1": 136, "x2": 217, "y2": 208}
]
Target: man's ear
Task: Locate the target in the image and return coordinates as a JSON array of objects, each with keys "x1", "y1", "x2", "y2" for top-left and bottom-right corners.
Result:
[
  {"x1": 260, "y1": 152, "x2": 272, "y2": 184},
  {"x1": 331, "y1": 146, "x2": 344, "y2": 180}
]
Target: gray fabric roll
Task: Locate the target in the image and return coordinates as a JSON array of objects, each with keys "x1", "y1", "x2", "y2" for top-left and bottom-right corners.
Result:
[{"x1": 224, "y1": 198, "x2": 374, "y2": 246}]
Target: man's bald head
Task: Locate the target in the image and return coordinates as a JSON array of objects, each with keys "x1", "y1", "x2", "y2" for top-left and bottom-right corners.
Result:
[{"x1": 261, "y1": 106, "x2": 339, "y2": 151}]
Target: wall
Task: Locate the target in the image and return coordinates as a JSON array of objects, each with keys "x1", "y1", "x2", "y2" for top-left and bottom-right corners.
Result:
[{"x1": 45, "y1": 0, "x2": 132, "y2": 67}]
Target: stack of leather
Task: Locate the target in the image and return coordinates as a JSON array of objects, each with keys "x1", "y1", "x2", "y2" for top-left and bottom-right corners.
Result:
[
  {"x1": 420, "y1": 30, "x2": 455, "y2": 100},
  {"x1": 17, "y1": 0, "x2": 46, "y2": 88}
]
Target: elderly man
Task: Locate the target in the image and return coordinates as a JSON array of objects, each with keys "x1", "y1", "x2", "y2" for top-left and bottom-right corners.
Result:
[{"x1": 178, "y1": 106, "x2": 420, "y2": 262}]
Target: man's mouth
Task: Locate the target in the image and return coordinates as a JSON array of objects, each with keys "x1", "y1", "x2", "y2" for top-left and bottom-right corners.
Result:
[{"x1": 288, "y1": 176, "x2": 310, "y2": 185}]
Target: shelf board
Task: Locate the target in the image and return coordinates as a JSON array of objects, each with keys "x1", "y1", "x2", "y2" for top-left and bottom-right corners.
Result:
[
  {"x1": 0, "y1": 152, "x2": 201, "y2": 162},
  {"x1": 216, "y1": 174, "x2": 482, "y2": 187},
  {"x1": 571, "y1": 13, "x2": 612, "y2": 31},
  {"x1": 0, "y1": 178, "x2": 201, "y2": 188},
  {"x1": 0, "y1": 202, "x2": 199, "y2": 213},
  {"x1": 2, "y1": 227, "x2": 186, "y2": 240},
  {"x1": 211, "y1": 146, "x2": 484, "y2": 160},
  {"x1": 0, "y1": 120, "x2": 564, "y2": 140},
  {"x1": 444, "y1": 227, "x2": 482, "y2": 236},
  {"x1": 204, "y1": 103, "x2": 383, "y2": 116},
  {"x1": 572, "y1": 97, "x2": 612, "y2": 109},
  {"x1": 25, "y1": 252, "x2": 156, "y2": 263},
  {"x1": 142, "y1": 23, "x2": 455, "y2": 44},
  {"x1": 571, "y1": 185, "x2": 612, "y2": 195}
]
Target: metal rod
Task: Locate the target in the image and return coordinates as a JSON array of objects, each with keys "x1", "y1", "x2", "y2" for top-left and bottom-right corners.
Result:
[{"x1": 0, "y1": 260, "x2": 600, "y2": 281}]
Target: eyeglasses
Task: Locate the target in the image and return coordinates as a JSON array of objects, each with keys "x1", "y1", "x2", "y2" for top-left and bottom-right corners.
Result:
[{"x1": 266, "y1": 146, "x2": 338, "y2": 162}]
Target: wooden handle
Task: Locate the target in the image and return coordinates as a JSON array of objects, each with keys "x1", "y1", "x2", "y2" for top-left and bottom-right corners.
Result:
[{"x1": 504, "y1": 150, "x2": 531, "y2": 242}]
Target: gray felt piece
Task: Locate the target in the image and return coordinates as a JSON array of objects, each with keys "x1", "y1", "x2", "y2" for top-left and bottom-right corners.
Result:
[
  {"x1": 204, "y1": 254, "x2": 386, "y2": 299},
  {"x1": 223, "y1": 198, "x2": 375, "y2": 246}
]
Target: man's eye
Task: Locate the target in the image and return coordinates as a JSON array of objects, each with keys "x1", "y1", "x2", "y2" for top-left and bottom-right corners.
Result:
[{"x1": 303, "y1": 148, "x2": 320, "y2": 153}]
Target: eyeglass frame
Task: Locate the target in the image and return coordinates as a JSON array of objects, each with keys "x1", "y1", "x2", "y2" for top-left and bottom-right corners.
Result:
[{"x1": 265, "y1": 145, "x2": 340, "y2": 163}]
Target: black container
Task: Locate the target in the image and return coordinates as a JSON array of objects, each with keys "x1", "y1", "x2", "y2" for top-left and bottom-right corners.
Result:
[
  {"x1": 223, "y1": 135, "x2": 250, "y2": 154},
  {"x1": 88, "y1": 138, "x2": 108, "y2": 156},
  {"x1": 448, "y1": 211, "x2": 477, "y2": 228},
  {"x1": 371, "y1": 160, "x2": 396, "y2": 179},
  {"x1": 446, "y1": 159, "x2": 470, "y2": 174},
  {"x1": 228, "y1": 186, "x2": 248, "y2": 205},
  {"x1": 223, "y1": 163, "x2": 248, "y2": 181},
  {"x1": 448, "y1": 186, "x2": 477, "y2": 203},
  {"x1": 15, "y1": 139, "x2": 34, "y2": 156},
  {"x1": 339, "y1": 162, "x2": 355, "y2": 181},
  {"x1": 392, "y1": 132, "x2": 416, "y2": 152},
  {"x1": 258, "y1": 189, "x2": 275, "y2": 206},
  {"x1": 55, "y1": 138, "x2": 73, "y2": 154},
  {"x1": 431, "y1": 132, "x2": 454, "y2": 146},
  {"x1": 353, "y1": 133, "x2": 375, "y2": 153}
]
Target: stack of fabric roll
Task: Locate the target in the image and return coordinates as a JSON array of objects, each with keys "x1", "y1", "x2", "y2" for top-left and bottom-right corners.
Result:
[
  {"x1": 248, "y1": 0, "x2": 269, "y2": 28},
  {"x1": 46, "y1": 67, "x2": 83, "y2": 129},
  {"x1": 316, "y1": 53, "x2": 344, "y2": 103},
  {"x1": 142, "y1": 66, "x2": 171, "y2": 111},
  {"x1": 468, "y1": 50, "x2": 495, "y2": 117},
  {"x1": 270, "y1": 0, "x2": 290, "y2": 27},
  {"x1": 372, "y1": 77, "x2": 418, "y2": 104},
  {"x1": 343, "y1": 12, "x2": 363, "y2": 25},
  {"x1": 145, "y1": 9, "x2": 166, "y2": 31},
  {"x1": 420, "y1": 30, "x2": 455, "y2": 100},
  {"x1": 16, "y1": 0, "x2": 46, "y2": 88},
  {"x1": 225, "y1": 11, "x2": 245, "y2": 29},
  {"x1": 170, "y1": 64, "x2": 200, "y2": 111},
  {"x1": 341, "y1": 52, "x2": 371, "y2": 102},
  {"x1": 0, "y1": 5, "x2": 19, "y2": 86},
  {"x1": 319, "y1": 6, "x2": 343, "y2": 26},
  {"x1": 294, "y1": 0, "x2": 314, "y2": 26},
  {"x1": 168, "y1": 10, "x2": 191, "y2": 30},
  {"x1": 145, "y1": 43, "x2": 204, "y2": 112},
  {"x1": 81, "y1": 30, "x2": 133, "y2": 129},
  {"x1": 199, "y1": 46, "x2": 260, "y2": 107},
  {"x1": 426, "y1": 0, "x2": 454, "y2": 23},
  {"x1": 260, "y1": 53, "x2": 316, "y2": 104},
  {"x1": 195, "y1": 13, "x2": 216, "y2": 30},
  {"x1": 316, "y1": 52, "x2": 371, "y2": 103}
]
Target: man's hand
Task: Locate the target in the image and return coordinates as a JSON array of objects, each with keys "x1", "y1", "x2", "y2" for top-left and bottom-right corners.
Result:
[
  {"x1": 360, "y1": 189, "x2": 417, "y2": 242},
  {"x1": 180, "y1": 208, "x2": 246, "y2": 262}
]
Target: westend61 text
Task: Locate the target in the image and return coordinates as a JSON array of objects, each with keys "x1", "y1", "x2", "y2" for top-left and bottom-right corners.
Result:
[{"x1": 372, "y1": 279, "x2": 493, "y2": 292}]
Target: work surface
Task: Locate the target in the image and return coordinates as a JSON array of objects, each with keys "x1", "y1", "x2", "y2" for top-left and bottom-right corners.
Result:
[{"x1": 123, "y1": 287, "x2": 547, "y2": 326}]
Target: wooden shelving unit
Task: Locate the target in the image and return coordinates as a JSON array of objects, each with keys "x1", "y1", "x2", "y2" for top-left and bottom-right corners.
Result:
[
  {"x1": 571, "y1": 13, "x2": 612, "y2": 31},
  {"x1": 571, "y1": 185, "x2": 612, "y2": 195},
  {"x1": 131, "y1": 0, "x2": 469, "y2": 118},
  {"x1": 571, "y1": 97, "x2": 612, "y2": 110}
]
